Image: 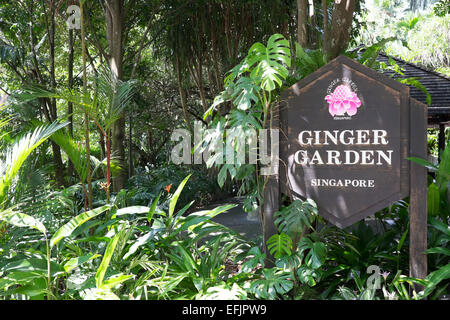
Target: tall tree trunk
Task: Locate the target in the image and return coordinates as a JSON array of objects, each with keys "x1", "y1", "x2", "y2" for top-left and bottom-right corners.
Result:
[
  {"x1": 322, "y1": 0, "x2": 329, "y2": 53},
  {"x1": 48, "y1": 1, "x2": 65, "y2": 187},
  {"x1": 50, "y1": 142, "x2": 66, "y2": 187},
  {"x1": 188, "y1": 60, "x2": 208, "y2": 114},
  {"x1": 208, "y1": 5, "x2": 223, "y2": 92},
  {"x1": 67, "y1": 28, "x2": 74, "y2": 180},
  {"x1": 176, "y1": 55, "x2": 193, "y2": 133},
  {"x1": 297, "y1": 0, "x2": 309, "y2": 47},
  {"x1": 128, "y1": 114, "x2": 134, "y2": 178},
  {"x1": 105, "y1": 0, "x2": 126, "y2": 192},
  {"x1": 205, "y1": 59, "x2": 215, "y2": 97},
  {"x1": 308, "y1": 0, "x2": 317, "y2": 48},
  {"x1": 99, "y1": 127, "x2": 106, "y2": 160},
  {"x1": 80, "y1": 1, "x2": 93, "y2": 209},
  {"x1": 323, "y1": 0, "x2": 356, "y2": 60}
]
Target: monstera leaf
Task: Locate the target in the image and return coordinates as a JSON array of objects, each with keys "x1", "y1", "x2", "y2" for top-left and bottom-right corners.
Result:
[
  {"x1": 250, "y1": 268, "x2": 293, "y2": 299},
  {"x1": 274, "y1": 199, "x2": 318, "y2": 236},
  {"x1": 267, "y1": 233, "x2": 292, "y2": 259},
  {"x1": 297, "y1": 236, "x2": 327, "y2": 269},
  {"x1": 246, "y1": 33, "x2": 290, "y2": 91},
  {"x1": 204, "y1": 34, "x2": 290, "y2": 118},
  {"x1": 231, "y1": 77, "x2": 260, "y2": 111},
  {"x1": 240, "y1": 247, "x2": 266, "y2": 272}
]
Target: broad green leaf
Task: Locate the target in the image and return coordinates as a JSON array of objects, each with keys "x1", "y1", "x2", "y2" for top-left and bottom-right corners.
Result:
[
  {"x1": 0, "y1": 209, "x2": 46, "y2": 235},
  {"x1": 64, "y1": 254, "x2": 101, "y2": 273},
  {"x1": 398, "y1": 78, "x2": 431, "y2": 105},
  {"x1": 338, "y1": 286, "x2": 358, "y2": 300},
  {"x1": 2, "y1": 258, "x2": 64, "y2": 277},
  {"x1": 247, "y1": 33, "x2": 290, "y2": 92},
  {"x1": 0, "y1": 271, "x2": 44, "y2": 289},
  {"x1": 424, "y1": 264, "x2": 450, "y2": 296},
  {"x1": 297, "y1": 265, "x2": 319, "y2": 286},
  {"x1": 266, "y1": 233, "x2": 292, "y2": 258},
  {"x1": 2, "y1": 277, "x2": 47, "y2": 298},
  {"x1": 274, "y1": 199, "x2": 317, "y2": 236},
  {"x1": 429, "y1": 217, "x2": 450, "y2": 237},
  {"x1": 296, "y1": 43, "x2": 316, "y2": 66},
  {"x1": 427, "y1": 183, "x2": 440, "y2": 216},
  {"x1": 217, "y1": 165, "x2": 228, "y2": 188},
  {"x1": 203, "y1": 94, "x2": 226, "y2": 120},
  {"x1": 178, "y1": 204, "x2": 236, "y2": 232},
  {"x1": 174, "y1": 200, "x2": 195, "y2": 221},
  {"x1": 425, "y1": 247, "x2": 450, "y2": 256},
  {"x1": 50, "y1": 205, "x2": 110, "y2": 248},
  {"x1": 148, "y1": 193, "x2": 161, "y2": 223},
  {"x1": 149, "y1": 273, "x2": 189, "y2": 297},
  {"x1": 74, "y1": 236, "x2": 111, "y2": 243},
  {"x1": 250, "y1": 268, "x2": 293, "y2": 299},
  {"x1": 123, "y1": 228, "x2": 163, "y2": 260},
  {"x1": 437, "y1": 144, "x2": 450, "y2": 191},
  {"x1": 407, "y1": 157, "x2": 438, "y2": 172},
  {"x1": 231, "y1": 77, "x2": 259, "y2": 110},
  {"x1": 95, "y1": 229, "x2": 124, "y2": 288},
  {"x1": 360, "y1": 288, "x2": 376, "y2": 300},
  {"x1": 240, "y1": 247, "x2": 265, "y2": 272},
  {"x1": 167, "y1": 243, "x2": 199, "y2": 274},
  {"x1": 169, "y1": 175, "x2": 191, "y2": 219},
  {"x1": 309, "y1": 242, "x2": 327, "y2": 269},
  {"x1": 100, "y1": 273, "x2": 133, "y2": 289},
  {"x1": 351, "y1": 269, "x2": 364, "y2": 291}
]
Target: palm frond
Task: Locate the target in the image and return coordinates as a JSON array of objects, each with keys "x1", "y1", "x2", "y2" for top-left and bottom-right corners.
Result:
[
  {"x1": 90, "y1": 152, "x2": 122, "y2": 177},
  {"x1": 95, "y1": 69, "x2": 136, "y2": 130},
  {"x1": 14, "y1": 72, "x2": 135, "y2": 132},
  {"x1": 0, "y1": 104, "x2": 12, "y2": 140},
  {"x1": 14, "y1": 85, "x2": 92, "y2": 114},
  {"x1": 49, "y1": 130, "x2": 89, "y2": 183},
  {"x1": 0, "y1": 42, "x2": 22, "y2": 65},
  {"x1": 0, "y1": 121, "x2": 68, "y2": 207}
]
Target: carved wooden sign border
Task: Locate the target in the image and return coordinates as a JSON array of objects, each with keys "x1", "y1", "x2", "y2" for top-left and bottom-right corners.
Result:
[{"x1": 264, "y1": 55, "x2": 427, "y2": 281}]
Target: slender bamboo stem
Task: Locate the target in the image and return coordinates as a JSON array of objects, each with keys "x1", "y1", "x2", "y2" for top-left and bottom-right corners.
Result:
[
  {"x1": 45, "y1": 235, "x2": 52, "y2": 300},
  {"x1": 81, "y1": 1, "x2": 93, "y2": 210},
  {"x1": 106, "y1": 136, "x2": 111, "y2": 204}
]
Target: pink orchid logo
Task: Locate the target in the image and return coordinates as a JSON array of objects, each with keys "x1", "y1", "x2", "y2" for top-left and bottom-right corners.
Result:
[{"x1": 325, "y1": 85, "x2": 362, "y2": 117}]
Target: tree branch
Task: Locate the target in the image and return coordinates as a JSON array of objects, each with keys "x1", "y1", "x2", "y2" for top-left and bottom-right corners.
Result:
[{"x1": 130, "y1": 2, "x2": 162, "y2": 78}]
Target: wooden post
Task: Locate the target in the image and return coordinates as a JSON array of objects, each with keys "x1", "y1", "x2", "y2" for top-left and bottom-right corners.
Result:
[
  {"x1": 409, "y1": 98, "x2": 428, "y2": 291},
  {"x1": 262, "y1": 104, "x2": 280, "y2": 267},
  {"x1": 262, "y1": 175, "x2": 279, "y2": 267}
]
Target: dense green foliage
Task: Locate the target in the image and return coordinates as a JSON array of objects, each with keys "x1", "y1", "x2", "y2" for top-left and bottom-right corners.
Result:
[{"x1": 0, "y1": 0, "x2": 448, "y2": 300}]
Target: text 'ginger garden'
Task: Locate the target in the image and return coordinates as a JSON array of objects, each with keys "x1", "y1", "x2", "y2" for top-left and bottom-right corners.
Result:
[{"x1": 294, "y1": 129, "x2": 394, "y2": 166}]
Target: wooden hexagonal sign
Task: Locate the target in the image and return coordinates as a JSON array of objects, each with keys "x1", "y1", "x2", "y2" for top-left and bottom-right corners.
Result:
[{"x1": 274, "y1": 55, "x2": 425, "y2": 228}]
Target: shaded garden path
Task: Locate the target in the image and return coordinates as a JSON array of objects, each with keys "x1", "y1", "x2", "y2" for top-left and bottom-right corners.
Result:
[{"x1": 205, "y1": 197, "x2": 262, "y2": 241}]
